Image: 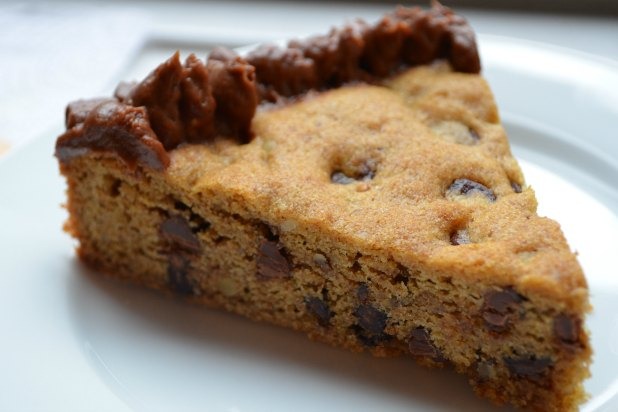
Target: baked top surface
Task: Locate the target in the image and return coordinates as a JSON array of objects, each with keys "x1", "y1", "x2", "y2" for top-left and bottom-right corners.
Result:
[{"x1": 163, "y1": 63, "x2": 587, "y2": 308}]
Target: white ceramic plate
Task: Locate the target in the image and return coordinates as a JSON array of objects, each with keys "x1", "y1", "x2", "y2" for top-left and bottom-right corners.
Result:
[{"x1": 1, "y1": 35, "x2": 617, "y2": 412}]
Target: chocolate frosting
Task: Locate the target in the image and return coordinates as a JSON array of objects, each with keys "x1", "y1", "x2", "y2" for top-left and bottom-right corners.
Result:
[
  {"x1": 126, "y1": 52, "x2": 216, "y2": 150},
  {"x1": 56, "y1": 100, "x2": 169, "y2": 170},
  {"x1": 56, "y1": 2, "x2": 480, "y2": 171},
  {"x1": 249, "y1": 3, "x2": 480, "y2": 100},
  {"x1": 207, "y1": 48, "x2": 258, "y2": 143}
]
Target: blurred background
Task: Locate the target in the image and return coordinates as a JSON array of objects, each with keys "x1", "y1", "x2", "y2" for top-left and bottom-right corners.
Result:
[{"x1": 1, "y1": 0, "x2": 617, "y2": 158}]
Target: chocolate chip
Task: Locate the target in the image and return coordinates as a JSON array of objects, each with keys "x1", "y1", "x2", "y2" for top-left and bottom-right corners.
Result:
[
  {"x1": 173, "y1": 200, "x2": 190, "y2": 211},
  {"x1": 305, "y1": 297, "x2": 332, "y2": 327},
  {"x1": 554, "y1": 314, "x2": 581, "y2": 346},
  {"x1": 504, "y1": 355, "x2": 552, "y2": 382},
  {"x1": 393, "y1": 264, "x2": 412, "y2": 286},
  {"x1": 257, "y1": 240, "x2": 291, "y2": 279},
  {"x1": 171, "y1": 201, "x2": 211, "y2": 233},
  {"x1": 484, "y1": 288, "x2": 523, "y2": 313},
  {"x1": 408, "y1": 327, "x2": 444, "y2": 360},
  {"x1": 447, "y1": 178, "x2": 496, "y2": 202},
  {"x1": 354, "y1": 304, "x2": 387, "y2": 335},
  {"x1": 105, "y1": 176, "x2": 121, "y2": 197},
  {"x1": 511, "y1": 181, "x2": 523, "y2": 193},
  {"x1": 481, "y1": 287, "x2": 524, "y2": 333},
  {"x1": 331, "y1": 171, "x2": 357, "y2": 184},
  {"x1": 356, "y1": 283, "x2": 370, "y2": 304},
  {"x1": 160, "y1": 215, "x2": 201, "y2": 254},
  {"x1": 450, "y1": 228, "x2": 471, "y2": 245},
  {"x1": 351, "y1": 325, "x2": 391, "y2": 347},
  {"x1": 167, "y1": 253, "x2": 194, "y2": 295},
  {"x1": 355, "y1": 161, "x2": 376, "y2": 181},
  {"x1": 258, "y1": 223, "x2": 279, "y2": 242},
  {"x1": 392, "y1": 273, "x2": 409, "y2": 286},
  {"x1": 191, "y1": 216, "x2": 211, "y2": 233}
]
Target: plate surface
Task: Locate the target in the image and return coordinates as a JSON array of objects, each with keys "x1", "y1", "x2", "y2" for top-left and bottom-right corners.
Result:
[{"x1": 1, "y1": 35, "x2": 617, "y2": 412}]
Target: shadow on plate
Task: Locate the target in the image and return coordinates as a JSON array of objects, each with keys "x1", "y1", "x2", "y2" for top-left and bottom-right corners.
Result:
[{"x1": 66, "y1": 258, "x2": 515, "y2": 412}]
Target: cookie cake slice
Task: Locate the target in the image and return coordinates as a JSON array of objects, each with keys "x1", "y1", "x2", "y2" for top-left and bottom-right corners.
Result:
[{"x1": 55, "y1": 3, "x2": 591, "y2": 411}]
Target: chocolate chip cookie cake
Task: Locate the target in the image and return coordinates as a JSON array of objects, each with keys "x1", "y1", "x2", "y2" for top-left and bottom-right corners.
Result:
[{"x1": 55, "y1": 3, "x2": 591, "y2": 411}]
